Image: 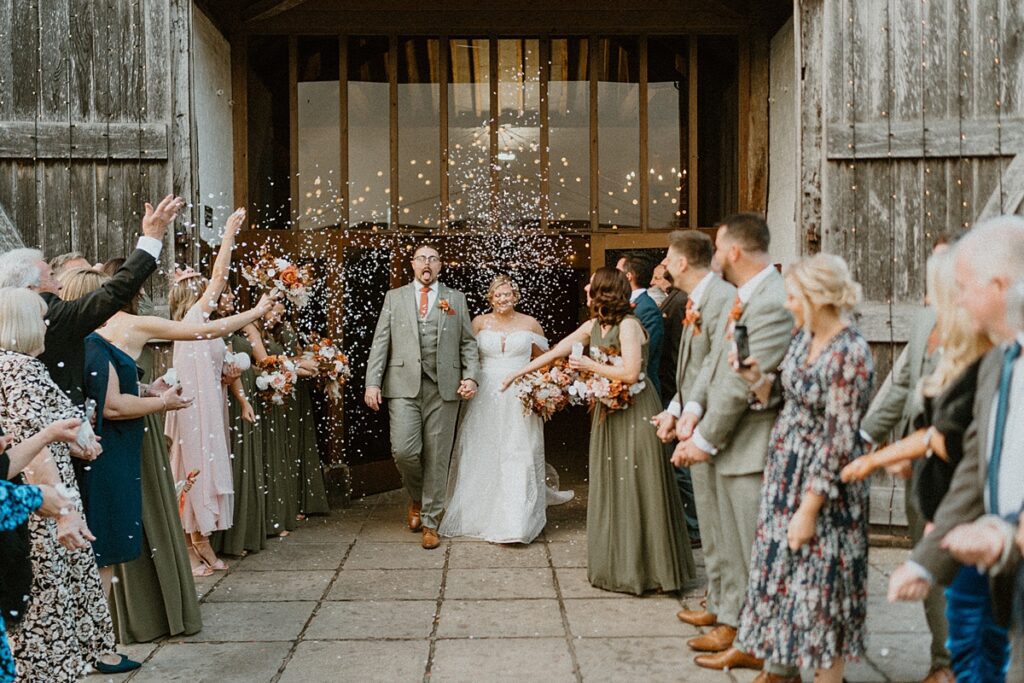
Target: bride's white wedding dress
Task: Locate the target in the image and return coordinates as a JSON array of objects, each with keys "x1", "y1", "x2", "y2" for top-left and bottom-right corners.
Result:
[{"x1": 440, "y1": 329, "x2": 572, "y2": 544}]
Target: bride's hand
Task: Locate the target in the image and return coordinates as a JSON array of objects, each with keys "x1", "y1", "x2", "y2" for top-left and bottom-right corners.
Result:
[{"x1": 500, "y1": 374, "x2": 517, "y2": 392}]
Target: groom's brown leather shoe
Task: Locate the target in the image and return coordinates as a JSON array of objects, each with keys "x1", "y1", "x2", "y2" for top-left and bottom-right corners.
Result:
[
  {"x1": 676, "y1": 608, "x2": 717, "y2": 627},
  {"x1": 694, "y1": 647, "x2": 763, "y2": 671},
  {"x1": 407, "y1": 502, "x2": 422, "y2": 531},
  {"x1": 686, "y1": 624, "x2": 735, "y2": 652},
  {"x1": 421, "y1": 527, "x2": 440, "y2": 549}
]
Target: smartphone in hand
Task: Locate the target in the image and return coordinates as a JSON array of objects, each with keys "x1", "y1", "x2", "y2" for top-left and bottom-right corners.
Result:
[{"x1": 733, "y1": 324, "x2": 751, "y2": 368}]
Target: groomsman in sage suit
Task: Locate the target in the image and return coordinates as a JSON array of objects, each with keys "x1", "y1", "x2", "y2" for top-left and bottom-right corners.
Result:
[
  {"x1": 672, "y1": 214, "x2": 793, "y2": 672},
  {"x1": 365, "y1": 244, "x2": 480, "y2": 549},
  {"x1": 653, "y1": 230, "x2": 737, "y2": 633}
]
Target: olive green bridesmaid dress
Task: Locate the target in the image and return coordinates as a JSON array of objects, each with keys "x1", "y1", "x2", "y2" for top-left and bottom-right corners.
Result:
[
  {"x1": 110, "y1": 345, "x2": 202, "y2": 643},
  {"x1": 214, "y1": 332, "x2": 268, "y2": 555},
  {"x1": 281, "y1": 325, "x2": 329, "y2": 516},
  {"x1": 262, "y1": 335, "x2": 300, "y2": 534},
  {"x1": 585, "y1": 317, "x2": 695, "y2": 595}
]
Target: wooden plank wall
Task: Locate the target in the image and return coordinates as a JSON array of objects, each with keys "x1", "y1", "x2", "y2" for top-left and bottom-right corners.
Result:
[
  {"x1": 0, "y1": 0, "x2": 195, "y2": 299},
  {"x1": 802, "y1": 0, "x2": 1024, "y2": 527}
]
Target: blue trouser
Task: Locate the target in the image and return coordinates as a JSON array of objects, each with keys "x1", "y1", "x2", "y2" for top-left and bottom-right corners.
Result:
[{"x1": 946, "y1": 566, "x2": 1010, "y2": 683}]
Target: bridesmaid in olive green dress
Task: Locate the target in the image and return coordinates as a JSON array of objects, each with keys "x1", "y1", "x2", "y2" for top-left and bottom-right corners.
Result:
[
  {"x1": 503, "y1": 267, "x2": 693, "y2": 595},
  {"x1": 244, "y1": 306, "x2": 299, "y2": 535},
  {"x1": 280, "y1": 323, "x2": 330, "y2": 517},
  {"x1": 111, "y1": 344, "x2": 203, "y2": 643}
]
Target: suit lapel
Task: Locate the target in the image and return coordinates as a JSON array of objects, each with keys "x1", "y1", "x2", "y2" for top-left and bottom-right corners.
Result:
[
  {"x1": 436, "y1": 284, "x2": 449, "y2": 352},
  {"x1": 976, "y1": 353, "x2": 1002, "y2": 483}
]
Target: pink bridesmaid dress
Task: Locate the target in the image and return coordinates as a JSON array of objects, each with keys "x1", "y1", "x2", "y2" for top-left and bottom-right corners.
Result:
[{"x1": 166, "y1": 304, "x2": 234, "y2": 534}]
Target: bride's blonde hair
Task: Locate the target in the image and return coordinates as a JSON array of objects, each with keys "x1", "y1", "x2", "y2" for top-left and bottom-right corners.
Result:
[{"x1": 486, "y1": 275, "x2": 520, "y2": 308}]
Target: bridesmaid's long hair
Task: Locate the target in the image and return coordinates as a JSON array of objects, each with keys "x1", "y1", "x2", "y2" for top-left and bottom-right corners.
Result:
[{"x1": 588, "y1": 267, "x2": 632, "y2": 326}]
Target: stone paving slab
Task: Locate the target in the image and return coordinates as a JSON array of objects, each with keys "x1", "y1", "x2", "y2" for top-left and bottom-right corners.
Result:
[
  {"x1": 126, "y1": 642, "x2": 291, "y2": 683},
  {"x1": 431, "y1": 638, "x2": 576, "y2": 681},
  {"x1": 327, "y1": 568, "x2": 444, "y2": 601},
  {"x1": 565, "y1": 597, "x2": 698, "y2": 638},
  {"x1": 555, "y1": 567, "x2": 632, "y2": 599},
  {"x1": 345, "y1": 541, "x2": 447, "y2": 570},
  {"x1": 305, "y1": 600, "x2": 438, "y2": 640},
  {"x1": 173, "y1": 602, "x2": 316, "y2": 642},
  {"x1": 437, "y1": 599, "x2": 566, "y2": 638},
  {"x1": 234, "y1": 542, "x2": 351, "y2": 571},
  {"x1": 206, "y1": 570, "x2": 335, "y2": 602},
  {"x1": 447, "y1": 541, "x2": 550, "y2": 568},
  {"x1": 574, "y1": 636, "x2": 717, "y2": 682},
  {"x1": 547, "y1": 540, "x2": 589, "y2": 567},
  {"x1": 278, "y1": 640, "x2": 430, "y2": 682},
  {"x1": 444, "y1": 567, "x2": 557, "y2": 600}
]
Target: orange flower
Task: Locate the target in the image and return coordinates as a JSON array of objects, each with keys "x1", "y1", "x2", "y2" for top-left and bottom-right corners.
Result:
[
  {"x1": 279, "y1": 265, "x2": 300, "y2": 287},
  {"x1": 438, "y1": 299, "x2": 455, "y2": 316},
  {"x1": 682, "y1": 305, "x2": 701, "y2": 336},
  {"x1": 728, "y1": 296, "x2": 743, "y2": 322}
]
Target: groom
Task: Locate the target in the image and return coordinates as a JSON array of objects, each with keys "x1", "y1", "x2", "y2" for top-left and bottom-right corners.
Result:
[{"x1": 364, "y1": 243, "x2": 480, "y2": 549}]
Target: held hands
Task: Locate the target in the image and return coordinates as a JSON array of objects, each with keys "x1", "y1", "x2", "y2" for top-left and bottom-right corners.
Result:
[
  {"x1": 671, "y1": 440, "x2": 711, "y2": 468},
  {"x1": 653, "y1": 412, "x2": 676, "y2": 443},
  {"x1": 787, "y1": 507, "x2": 817, "y2": 551},
  {"x1": 887, "y1": 562, "x2": 932, "y2": 602},
  {"x1": 457, "y1": 379, "x2": 478, "y2": 400},
  {"x1": 675, "y1": 413, "x2": 699, "y2": 441},
  {"x1": 364, "y1": 387, "x2": 382, "y2": 412},
  {"x1": 840, "y1": 454, "x2": 877, "y2": 483},
  {"x1": 161, "y1": 385, "x2": 194, "y2": 411},
  {"x1": 941, "y1": 521, "x2": 1005, "y2": 569},
  {"x1": 142, "y1": 195, "x2": 185, "y2": 241}
]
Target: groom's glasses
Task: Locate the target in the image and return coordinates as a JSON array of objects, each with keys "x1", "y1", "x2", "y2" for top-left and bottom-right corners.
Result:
[{"x1": 412, "y1": 256, "x2": 441, "y2": 264}]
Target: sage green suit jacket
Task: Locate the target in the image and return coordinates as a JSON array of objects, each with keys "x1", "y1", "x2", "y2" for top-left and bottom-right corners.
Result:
[
  {"x1": 689, "y1": 270, "x2": 794, "y2": 476},
  {"x1": 669, "y1": 275, "x2": 737, "y2": 408},
  {"x1": 365, "y1": 283, "x2": 480, "y2": 402}
]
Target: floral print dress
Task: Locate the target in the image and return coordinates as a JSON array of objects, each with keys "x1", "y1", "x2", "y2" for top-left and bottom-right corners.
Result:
[
  {"x1": 0, "y1": 350, "x2": 116, "y2": 682},
  {"x1": 735, "y1": 327, "x2": 873, "y2": 670}
]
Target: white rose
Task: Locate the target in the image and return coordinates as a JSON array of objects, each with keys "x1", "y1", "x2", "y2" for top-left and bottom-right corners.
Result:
[
  {"x1": 271, "y1": 374, "x2": 287, "y2": 390},
  {"x1": 320, "y1": 346, "x2": 336, "y2": 359},
  {"x1": 255, "y1": 375, "x2": 270, "y2": 391},
  {"x1": 274, "y1": 258, "x2": 290, "y2": 270}
]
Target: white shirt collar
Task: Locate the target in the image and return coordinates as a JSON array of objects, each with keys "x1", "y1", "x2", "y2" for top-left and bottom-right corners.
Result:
[
  {"x1": 687, "y1": 272, "x2": 715, "y2": 310},
  {"x1": 629, "y1": 288, "x2": 645, "y2": 303},
  {"x1": 737, "y1": 265, "x2": 776, "y2": 304},
  {"x1": 415, "y1": 280, "x2": 439, "y2": 294}
]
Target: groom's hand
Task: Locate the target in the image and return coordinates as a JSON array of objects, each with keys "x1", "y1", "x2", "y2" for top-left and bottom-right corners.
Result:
[
  {"x1": 653, "y1": 411, "x2": 676, "y2": 443},
  {"x1": 364, "y1": 386, "x2": 382, "y2": 412},
  {"x1": 457, "y1": 379, "x2": 477, "y2": 400}
]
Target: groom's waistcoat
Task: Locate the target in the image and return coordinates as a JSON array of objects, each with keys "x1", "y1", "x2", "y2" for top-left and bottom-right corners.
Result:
[{"x1": 418, "y1": 305, "x2": 440, "y2": 383}]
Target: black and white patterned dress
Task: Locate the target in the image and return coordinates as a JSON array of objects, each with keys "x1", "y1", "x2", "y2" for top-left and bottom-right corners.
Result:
[
  {"x1": 0, "y1": 350, "x2": 116, "y2": 682},
  {"x1": 735, "y1": 328, "x2": 873, "y2": 670}
]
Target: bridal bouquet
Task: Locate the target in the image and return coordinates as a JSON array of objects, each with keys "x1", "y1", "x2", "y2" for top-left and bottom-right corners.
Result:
[
  {"x1": 579, "y1": 346, "x2": 646, "y2": 415},
  {"x1": 254, "y1": 355, "x2": 299, "y2": 405},
  {"x1": 241, "y1": 248, "x2": 313, "y2": 310},
  {"x1": 301, "y1": 333, "x2": 352, "y2": 402},
  {"x1": 513, "y1": 358, "x2": 588, "y2": 421}
]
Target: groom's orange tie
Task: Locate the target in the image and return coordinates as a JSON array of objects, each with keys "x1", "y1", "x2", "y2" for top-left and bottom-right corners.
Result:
[{"x1": 419, "y1": 286, "x2": 430, "y2": 318}]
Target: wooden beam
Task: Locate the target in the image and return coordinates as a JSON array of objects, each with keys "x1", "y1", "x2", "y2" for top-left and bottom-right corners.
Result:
[
  {"x1": 231, "y1": 32, "x2": 249, "y2": 222},
  {"x1": 389, "y1": 35, "x2": 399, "y2": 227},
  {"x1": 796, "y1": 0, "x2": 825, "y2": 253},
  {"x1": 590, "y1": 35, "x2": 599, "y2": 231},
  {"x1": 639, "y1": 36, "x2": 649, "y2": 232},
  {"x1": 0, "y1": 121, "x2": 168, "y2": 159},
  {"x1": 743, "y1": 30, "x2": 770, "y2": 213},
  {"x1": 243, "y1": 0, "x2": 313, "y2": 24},
  {"x1": 687, "y1": 37, "x2": 698, "y2": 228},
  {"x1": 827, "y1": 117, "x2": 1024, "y2": 160},
  {"x1": 339, "y1": 34, "x2": 349, "y2": 226},
  {"x1": 288, "y1": 35, "x2": 299, "y2": 227},
  {"x1": 169, "y1": 0, "x2": 198, "y2": 254}
]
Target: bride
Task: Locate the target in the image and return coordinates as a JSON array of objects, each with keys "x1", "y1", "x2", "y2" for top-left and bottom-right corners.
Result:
[{"x1": 440, "y1": 275, "x2": 572, "y2": 544}]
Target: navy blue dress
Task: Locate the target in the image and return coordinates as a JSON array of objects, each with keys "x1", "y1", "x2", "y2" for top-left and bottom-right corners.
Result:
[{"x1": 83, "y1": 333, "x2": 144, "y2": 567}]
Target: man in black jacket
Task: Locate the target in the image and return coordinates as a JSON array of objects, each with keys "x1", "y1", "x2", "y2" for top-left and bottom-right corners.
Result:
[{"x1": 0, "y1": 194, "x2": 183, "y2": 406}]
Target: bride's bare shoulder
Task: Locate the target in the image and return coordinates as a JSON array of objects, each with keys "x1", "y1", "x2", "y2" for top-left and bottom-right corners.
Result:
[{"x1": 472, "y1": 313, "x2": 491, "y2": 333}]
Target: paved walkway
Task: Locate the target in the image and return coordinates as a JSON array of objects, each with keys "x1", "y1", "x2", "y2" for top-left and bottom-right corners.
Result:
[{"x1": 97, "y1": 486, "x2": 935, "y2": 682}]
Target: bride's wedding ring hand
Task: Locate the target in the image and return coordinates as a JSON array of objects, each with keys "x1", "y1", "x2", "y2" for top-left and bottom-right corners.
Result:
[
  {"x1": 499, "y1": 375, "x2": 516, "y2": 392},
  {"x1": 457, "y1": 379, "x2": 478, "y2": 400}
]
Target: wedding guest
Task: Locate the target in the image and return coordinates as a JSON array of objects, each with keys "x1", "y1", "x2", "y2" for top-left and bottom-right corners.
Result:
[
  {"x1": 730, "y1": 254, "x2": 872, "y2": 683},
  {"x1": 59, "y1": 265, "x2": 263, "y2": 639},
  {"x1": 654, "y1": 229, "x2": 736, "y2": 628},
  {"x1": 166, "y1": 209, "x2": 264, "y2": 573},
  {"x1": 503, "y1": 267, "x2": 694, "y2": 594},
  {"x1": 616, "y1": 253, "x2": 664, "y2": 396},
  {"x1": 0, "y1": 287, "x2": 136, "y2": 678},
  {"x1": 49, "y1": 251, "x2": 91, "y2": 275},
  {"x1": 672, "y1": 213, "x2": 793, "y2": 671},
  {"x1": 441, "y1": 275, "x2": 552, "y2": 544},
  {"x1": 0, "y1": 478, "x2": 71, "y2": 681},
  {"x1": 648, "y1": 263, "x2": 671, "y2": 306},
  {"x1": 889, "y1": 215, "x2": 1024, "y2": 683},
  {"x1": 214, "y1": 288, "x2": 268, "y2": 556}
]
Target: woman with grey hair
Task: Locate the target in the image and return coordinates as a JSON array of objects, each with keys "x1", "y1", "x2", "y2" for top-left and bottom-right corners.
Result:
[{"x1": 0, "y1": 287, "x2": 142, "y2": 678}]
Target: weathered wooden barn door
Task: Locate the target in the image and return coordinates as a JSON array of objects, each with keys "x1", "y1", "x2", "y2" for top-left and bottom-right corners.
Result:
[
  {"x1": 799, "y1": 0, "x2": 1024, "y2": 526},
  {"x1": 0, "y1": 0, "x2": 198, "y2": 295}
]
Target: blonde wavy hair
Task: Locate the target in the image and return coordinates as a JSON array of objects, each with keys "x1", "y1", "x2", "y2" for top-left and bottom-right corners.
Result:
[
  {"x1": 58, "y1": 267, "x2": 110, "y2": 303},
  {"x1": 921, "y1": 247, "x2": 992, "y2": 397},
  {"x1": 785, "y1": 253, "x2": 862, "y2": 330},
  {"x1": 169, "y1": 276, "x2": 209, "y2": 321},
  {"x1": 486, "y1": 275, "x2": 520, "y2": 308}
]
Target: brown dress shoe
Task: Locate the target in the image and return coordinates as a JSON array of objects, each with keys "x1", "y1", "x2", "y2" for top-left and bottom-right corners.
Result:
[
  {"x1": 752, "y1": 671, "x2": 800, "y2": 683},
  {"x1": 676, "y1": 608, "x2": 717, "y2": 627},
  {"x1": 686, "y1": 624, "x2": 736, "y2": 652},
  {"x1": 407, "y1": 502, "x2": 422, "y2": 531},
  {"x1": 694, "y1": 647, "x2": 763, "y2": 671},
  {"x1": 922, "y1": 666, "x2": 955, "y2": 683},
  {"x1": 421, "y1": 527, "x2": 441, "y2": 549}
]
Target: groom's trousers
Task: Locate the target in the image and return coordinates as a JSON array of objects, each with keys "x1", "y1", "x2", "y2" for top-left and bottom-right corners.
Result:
[{"x1": 389, "y1": 376, "x2": 460, "y2": 529}]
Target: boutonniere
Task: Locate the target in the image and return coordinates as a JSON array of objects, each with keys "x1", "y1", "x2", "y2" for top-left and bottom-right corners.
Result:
[
  {"x1": 682, "y1": 308, "x2": 702, "y2": 336},
  {"x1": 728, "y1": 297, "x2": 744, "y2": 323},
  {"x1": 438, "y1": 299, "x2": 455, "y2": 316}
]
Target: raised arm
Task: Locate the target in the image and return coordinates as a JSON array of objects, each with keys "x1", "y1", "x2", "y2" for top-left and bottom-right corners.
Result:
[
  {"x1": 196, "y1": 208, "x2": 245, "y2": 317},
  {"x1": 136, "y1": 292, "x2": 274, "y2": 343}
]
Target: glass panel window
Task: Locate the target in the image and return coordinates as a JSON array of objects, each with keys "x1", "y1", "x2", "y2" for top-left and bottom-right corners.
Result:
[
  {"x1": 647, "y1": 36, "x2": 688, "y2": 229},
  {"x1": 348, "y1": 36, "x2": 391, "y2": 227},
  {"x1": 548, "y1": 38, "x2": 590, "y2": 228},
  {"x1": 596, "y1": 37, "x2": 640, "y2": 230},
  {"x1": 497, "y1": 38, "x2": 541, "y2": 227},
  {"x1": 698, "y1": 36, "x2": 739, "y2": 227},
  {"x1": 447, "y1": 38, "x2": 490, "y2": 226},
  {"x1": 297, "y1": 37, "x2": 342, "y2": 229},
  {"x1": 247, "y1": 36, "x2": 291, "y2": 228},
  {"x1": 397, "y1": 38, "x2": 441, "y2": 228}
]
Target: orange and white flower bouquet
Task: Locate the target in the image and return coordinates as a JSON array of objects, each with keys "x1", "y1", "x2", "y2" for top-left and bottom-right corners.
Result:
[
  {"x1": 302, "y1": 333, "x2": 352, "y2": 402},
  {"x1": 242, "y1": 248, "x2": 313, "y2": 309},
  {"x1": 579, "y1": 346, "x2": 646, "y2": 414},
  {"x1": 254, "y1": 355, "x2": 298, "y2": 405},
  {"x1": 513, "y1": 358, "x2": 588, "y2": 421}
]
